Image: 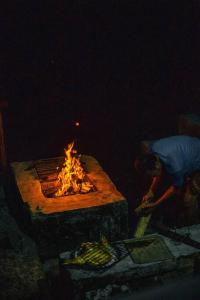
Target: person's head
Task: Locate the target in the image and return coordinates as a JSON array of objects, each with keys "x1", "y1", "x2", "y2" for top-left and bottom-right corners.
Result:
[{"x1": 134, "y1": 153, "x2": 162, "y2": 178}]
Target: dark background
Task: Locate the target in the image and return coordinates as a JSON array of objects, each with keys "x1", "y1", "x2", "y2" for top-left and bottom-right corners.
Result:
[
  {"x1": 1, "y1": 0, "x2": 200, "y2": 203},
  {"x1": 1, "y1": 2, "x2": 200, "y2": 299}
]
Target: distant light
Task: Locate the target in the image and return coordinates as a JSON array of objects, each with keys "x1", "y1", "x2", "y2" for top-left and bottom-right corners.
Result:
[{"x1": 75, "y1": 121, "x2": 80, "y2": 127}]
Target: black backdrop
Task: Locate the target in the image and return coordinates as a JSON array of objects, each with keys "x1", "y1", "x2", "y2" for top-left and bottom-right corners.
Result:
[{"x1": 1, "y1": 1, "x2": 200, "y2": 203}]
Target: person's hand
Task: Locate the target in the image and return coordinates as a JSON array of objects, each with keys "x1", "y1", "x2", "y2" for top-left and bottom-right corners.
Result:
[
  {"x1": 134, "y1": 200, "x2": 156, "y2": 216},
  {"x1": 141, "y1": 201, "x2": 156, "y2": 209},
  {"x1": 142, "y1": 190, "x2": 154, "y2": 203}
]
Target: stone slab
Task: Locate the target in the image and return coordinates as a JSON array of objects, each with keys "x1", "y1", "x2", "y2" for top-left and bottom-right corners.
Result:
[{"x1": 59, "y1": 225, "x2": 200, "y2": 299}]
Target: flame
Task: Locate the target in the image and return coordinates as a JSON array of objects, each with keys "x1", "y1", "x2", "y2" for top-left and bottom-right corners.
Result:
[{"x1": 55, "y1": 142, "x2": 94, "y2": 196}]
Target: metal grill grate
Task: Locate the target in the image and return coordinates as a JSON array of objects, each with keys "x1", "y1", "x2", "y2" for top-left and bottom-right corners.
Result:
[
  {"x1": 35, "y1": 156, "x2": 64, "y2": 182},
  {"x1": 34, "y1": 156, "x2": 96, "y2": 198},
  {"x1": 34, "y1": 156, "x2": 64, "y2": 197}
]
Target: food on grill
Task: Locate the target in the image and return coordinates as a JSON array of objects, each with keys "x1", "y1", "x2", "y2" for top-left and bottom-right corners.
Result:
[{"x1": 61, "y1": 237, "x2": 118, "y2": 268}]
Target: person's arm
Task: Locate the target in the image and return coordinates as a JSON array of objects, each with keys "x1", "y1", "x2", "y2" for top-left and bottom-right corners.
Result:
[
  {"x1": 143, "y1": 185, "x2": 177, "y2": 208},
  {"x1": 142, "y1": 176, "x2": 160, "y2": 202},
  {"x1": 150, "y1": 176, "x2": 160, "y2": 193}
]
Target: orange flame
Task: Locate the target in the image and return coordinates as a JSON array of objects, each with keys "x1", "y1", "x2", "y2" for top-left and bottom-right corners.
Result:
[{"x1": 55, "y1": 142, "x2": 94, "y2": 196}]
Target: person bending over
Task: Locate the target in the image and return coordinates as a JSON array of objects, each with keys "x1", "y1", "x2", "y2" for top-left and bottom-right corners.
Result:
[{"x1": 134, "y1": 135, "x2": 200, "y2": 225}]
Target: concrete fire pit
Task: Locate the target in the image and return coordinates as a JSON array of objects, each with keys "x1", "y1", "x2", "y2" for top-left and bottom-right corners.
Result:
[{"x1": 11, "y1": 155, "x2": 128, "y2": 258}]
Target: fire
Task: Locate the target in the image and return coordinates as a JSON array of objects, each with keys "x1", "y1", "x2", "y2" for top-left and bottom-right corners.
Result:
[{"x1": 55, "y1": 142, "x2": 94, "y2": 196}]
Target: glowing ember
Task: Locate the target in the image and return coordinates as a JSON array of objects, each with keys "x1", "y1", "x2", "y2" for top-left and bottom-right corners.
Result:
[{"x1": 55, "y1": 142, "x2": 94, "y2": 196}]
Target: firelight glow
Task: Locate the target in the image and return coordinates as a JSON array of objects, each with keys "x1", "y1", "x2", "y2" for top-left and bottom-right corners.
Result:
[{"x1": 55, "y1": 141, "x2": 94, "y2": 196}]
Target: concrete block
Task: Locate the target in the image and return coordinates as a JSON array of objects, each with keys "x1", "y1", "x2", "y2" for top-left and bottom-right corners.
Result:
[{"x1": 11, "y1": 155, "x2": 128, "y2": 259}]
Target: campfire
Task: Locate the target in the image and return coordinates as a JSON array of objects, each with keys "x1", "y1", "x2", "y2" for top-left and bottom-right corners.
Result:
[
  {"x1": 12, "y1": 139, "x2": 128, "y2": 258},
  {"x1": 33, "y1": 141, "x2": 95, "y2": 198},
  {"x1": 55, "y1": 142, "x2": 95, "y2": 196}
]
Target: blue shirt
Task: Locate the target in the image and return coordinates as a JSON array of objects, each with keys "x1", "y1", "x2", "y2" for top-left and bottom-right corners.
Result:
[{"x1": 150, "y1": 135, "x2": 200, "y2": 187}]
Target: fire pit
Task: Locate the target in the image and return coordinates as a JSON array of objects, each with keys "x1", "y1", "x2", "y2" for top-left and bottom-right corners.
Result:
[
  {"x1": 11, "y1": 145, "x2": 128, "y2": 258},
  {"x1": 35, "y1": 142, "x2": 96, "y2": 198}
]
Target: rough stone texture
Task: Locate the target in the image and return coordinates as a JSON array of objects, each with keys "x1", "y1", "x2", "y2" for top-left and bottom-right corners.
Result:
[
  {"x1": 59, "y1": 225, "x2": 200, "y2": 300},
  {"x1": 0, "y1": 184, "x2": 46, "y2": 300},
  {"x1": 0, "y1": 250, "x2": 44, "y2": 300},
  {"x1": 178, "y1": 114, "x2": 200, "y2": 137},
  {"x1": 11, "y1": 155, "x2": 128, "y2": 258},
  {"x1": 0, "y1": 186, "x2": 38, "y2": 257}
]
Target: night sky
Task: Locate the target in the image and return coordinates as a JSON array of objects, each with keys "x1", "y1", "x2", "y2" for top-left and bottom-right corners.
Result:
[{"x1": 1, "y1": 1, "x2": 200, "y2": 203}]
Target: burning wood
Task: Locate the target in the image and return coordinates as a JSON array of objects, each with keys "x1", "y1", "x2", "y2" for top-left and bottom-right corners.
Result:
[{"x1": 55, "y1": 142, "x2": 95, "y2": 197}]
